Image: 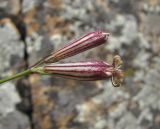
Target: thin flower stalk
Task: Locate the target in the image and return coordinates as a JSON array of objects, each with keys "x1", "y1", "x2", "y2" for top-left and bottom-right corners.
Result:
[{"x1": 31, "y1": 30, "x2": 109, "y2": 67}]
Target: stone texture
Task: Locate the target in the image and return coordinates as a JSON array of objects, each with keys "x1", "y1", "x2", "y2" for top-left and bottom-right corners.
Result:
[
  {"x1": 23, "y1": 0, "x2": 160, "y2": 129},
  {"x1": 0, "y1": 82, "x2": 21, "y2": 117},
  {"x1": 0, "y1": 0, "x2": 21, "y2": 15},
  {"x1": 0, "y1": 110, "x2": 30, "y2": 129},
  {"x1": 0, "y1": 19, "x2": 24, "y2": 76},
  {"x1": 0, "y1": 82, "x2": 30, "y2": 129},
  {"x1": 0, "y1": 0, "x2": 160, "y2": 129},
  {"x1": 0, "y1": 10, "x2": 30, "y2": 129}
]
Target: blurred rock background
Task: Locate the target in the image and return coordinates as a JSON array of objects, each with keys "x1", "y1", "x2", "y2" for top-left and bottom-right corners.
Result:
[{"x1": 0, "y1": 0, "x2": 160, "y2": 129}]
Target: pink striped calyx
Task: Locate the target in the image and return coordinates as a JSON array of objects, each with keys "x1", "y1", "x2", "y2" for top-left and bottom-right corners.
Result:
[
  {"x1": 43, "y1": 55, "x2": 123, "y2": 87},
  {"x1": 32, "y1": 30, "x2": 109, "y2": 67}
]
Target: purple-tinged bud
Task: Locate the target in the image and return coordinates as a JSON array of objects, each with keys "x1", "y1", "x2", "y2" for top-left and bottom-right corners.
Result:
[
  {"x1": 31, "y1": 30, "x2": 109, "y2": 67},
  {"x1": 45, "y1": 30, "x2": 109, "y2": 62},
  {"x1": 43, "y1": 55, "x2": 124, "y2": 87},
  {"x1": 44, "y1": 60, "x2": 113, "y2": 81}
]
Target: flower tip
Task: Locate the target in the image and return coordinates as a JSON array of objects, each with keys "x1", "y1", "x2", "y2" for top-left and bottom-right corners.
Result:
[
  {"x1": 113, "y1": 55, "x2": 123, "y2": 68},
  {"x1": 111, "y1": 70, "x2": 124, "y2": 87},
  {"x1": 111, "y1": 55, "x2": 124, "y2": 87},
  {"x1": 102, "y1": 32, "x2": 110, "y2": 36},
  {"x1": 96, "y1": 30, "x2": 109, "y2": 38},
  {"x1": 101, "y1": 32, "x2": 110, "y2": 40}
]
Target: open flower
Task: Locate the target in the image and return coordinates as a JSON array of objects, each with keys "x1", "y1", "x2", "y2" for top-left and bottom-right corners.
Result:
[
  {"x1": 40, "y1": 55, "x2": 124, "y2": 87},
  {"x1": 31, "y1": 30, "x2": 109, "y2": 67}
]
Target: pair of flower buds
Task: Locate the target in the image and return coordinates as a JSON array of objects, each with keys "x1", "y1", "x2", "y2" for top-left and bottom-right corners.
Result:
[{"x1": 31, "y1": 31, "x2": 124, "y2": 87}]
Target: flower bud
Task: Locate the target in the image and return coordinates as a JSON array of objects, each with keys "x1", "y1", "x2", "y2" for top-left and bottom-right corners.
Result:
[
  {"x1": 32, "y1": 30, "x2": 109, "y2": 67},
  {"x1": 43, "y1": 55, "x2": 124, "y2": 87},
  {"x1": 44, "y1": 60, "x2": 113, "y2": 81}
]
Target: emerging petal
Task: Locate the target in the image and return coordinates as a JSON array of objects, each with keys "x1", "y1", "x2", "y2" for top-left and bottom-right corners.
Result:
[{"x1": 111, "y1": 55, "x2": 124, "y2": 87}]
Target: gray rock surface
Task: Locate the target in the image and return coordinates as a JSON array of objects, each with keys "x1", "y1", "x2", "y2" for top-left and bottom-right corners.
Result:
[
  {"x1": 0, "y1": 15, "x2": 29, "y2": 129},
  {"x1": 0, "y1": 110, "x2": 30, "y2": 129},
  {"x1": 0, "y1": 19, "x2": 24, "y2": 76},
  {"x1": 0, "y1": 0, "x2": 20, "y2": 15},
  {"x1": 23, "y1": 0, "x2": 160, "y2": 129},
  {"x1": 0, "y1": 82, "x2": 20, "y2": 117},
  {"x1": 0, "y1": 0, "x2": 160, "y2": 129},
  {"x1": 0, "y1": 83, "x2": 30, "y2": 129}
]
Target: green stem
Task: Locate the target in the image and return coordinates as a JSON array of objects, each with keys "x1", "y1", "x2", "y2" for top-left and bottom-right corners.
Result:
[{"x1": 0, "y1": 69, "x2": 32, "y2": 84}]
